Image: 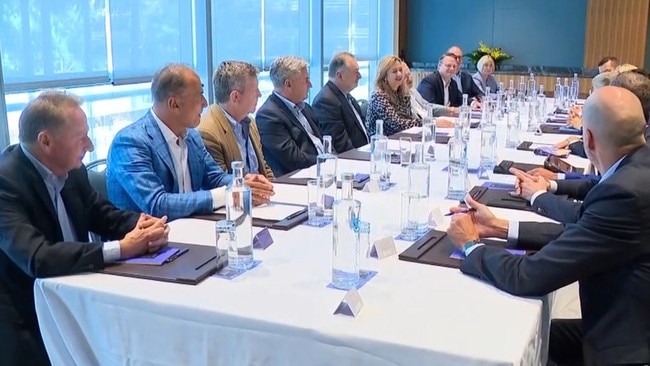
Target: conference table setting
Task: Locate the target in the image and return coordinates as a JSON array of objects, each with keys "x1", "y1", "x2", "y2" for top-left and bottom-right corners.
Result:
[{"x1": 35, "y1": 100, "x2": 586, "y2": 365}]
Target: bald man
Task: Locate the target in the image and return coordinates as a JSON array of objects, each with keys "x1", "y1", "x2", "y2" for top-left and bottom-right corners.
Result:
[{"x1": 446, "y1": 86, "x2": 650, "y2": 365}]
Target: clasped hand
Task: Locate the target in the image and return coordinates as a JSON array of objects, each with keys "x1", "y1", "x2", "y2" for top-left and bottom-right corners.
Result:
[
  {"x1": 120, "y1": 213, "x2": 170, "y2": 259},
  {"x1": 244, "y1": 174, "x2": 275, "y2": 206},
  {"x1": 446, "y1": 194, "x2": 508, "y2": 249},
  {"x1": 509, "y1": 167, "x2": 550, "y2": 201}
]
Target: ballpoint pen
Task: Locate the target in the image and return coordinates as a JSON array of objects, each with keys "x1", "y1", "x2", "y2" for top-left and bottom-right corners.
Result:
[
  {"x1": 164, "y1": 248, "x2": 189, "y2": 264},
  {"x1": 444, "y1": 208, "x2": 476, "y2": 216}
]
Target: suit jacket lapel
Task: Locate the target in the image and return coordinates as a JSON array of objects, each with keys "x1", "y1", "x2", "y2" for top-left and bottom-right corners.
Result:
[
  {"x1": 328, "y1": 81, "x2": 367, "y2": 142},
  {"x1": 61, "y1": 181, "x2": 88, "y2": 242},
  {"x1": 144, "y1": 111, "x2": 179, "y2": 193},
  {"x1": 212, "y1": 104, "x2": 243, "y2": 162},
  {"x1": 186, "y1": 134, "x2": 205, "y2": 191},
  {"x1": 270, "y1": 93, "x2": 311, "y2": 137}
]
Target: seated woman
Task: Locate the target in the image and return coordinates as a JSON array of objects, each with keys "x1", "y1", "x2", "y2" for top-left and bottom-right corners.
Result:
[
  {"x1": 403, "y1": 63, "x2": 456, "y2": 127},
  {"x1": 365, "y1": 56, "x2": 420, "y2": 136},
  {"x1": 472, "y1": 55, "x2": 499, "y2": 94}
]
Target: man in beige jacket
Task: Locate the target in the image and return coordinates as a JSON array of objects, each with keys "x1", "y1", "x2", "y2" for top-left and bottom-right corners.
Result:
[{"x1": 198, "y1": 61, "x2": 274, "y2": 180}]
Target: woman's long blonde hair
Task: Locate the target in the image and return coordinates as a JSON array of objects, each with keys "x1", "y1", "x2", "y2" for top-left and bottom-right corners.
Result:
[{"x1": 374, "y1": 55, "x2": 406, "y2": 106}]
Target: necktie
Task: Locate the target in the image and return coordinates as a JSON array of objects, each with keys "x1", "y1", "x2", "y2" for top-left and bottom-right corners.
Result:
[
  {"x1": 240, "y1": 118, "x2": 253, "y2": 174},
  {"x1": 55, "y1": 187, "x2": 76, "y2": 242}
]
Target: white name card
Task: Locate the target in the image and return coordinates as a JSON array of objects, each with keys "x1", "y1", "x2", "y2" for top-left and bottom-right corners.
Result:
[
  {"x1": 363, "y1": 180, "x2": 381, "y2": 193},
  {"x1": 333, "y1": 288, "x2": 364, "y2": 317},
  {"x1": 369, "y1": 236, "x2": 397, "y2": 259},
  {"x1": 428, "y1": 207, "x2": 445, "y2": 228}
]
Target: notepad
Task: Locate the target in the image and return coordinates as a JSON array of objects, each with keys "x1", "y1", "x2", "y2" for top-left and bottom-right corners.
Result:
[{"x1": 216, "y1": 202, "x2": 304, "y2": 221}]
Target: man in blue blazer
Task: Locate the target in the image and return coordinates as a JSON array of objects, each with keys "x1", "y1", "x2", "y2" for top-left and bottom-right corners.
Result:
[
  {"x1": 107, "y1": 64, "x2": 274, "y2": 221},
  {"x1": 447, "y1": 86, "x2": 650, "y2": 366},
  {"x1": 256, "y1": 56, "x2": 326, "y2": 177},
  {"x1": 312, "y1": 52, "x2": 368, "y2": 153}
]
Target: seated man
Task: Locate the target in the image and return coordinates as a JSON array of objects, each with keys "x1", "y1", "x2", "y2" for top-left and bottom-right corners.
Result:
[
  {"x1": 0, "y1": 91, "x2": 169, "y2": 366},
  {"x1": 417, "y1": 53, "x2": 465, "y2": 108},
  {"x1": 107, "y1": 64, "x2": 274, "y2": 221},
  {"x1": 403, "y1": 62, "x2": 457, "y2": 124},
  {"x1": 312, "y1": 52, "x2": 368, "y2": 153},
  {"x1": 257, "y1": 56, "x2": 326, "y2": 176},
  {"x1": 447, "y1": 45, "x2": 485, "y2": 104},
  {"x1": 198, "y1": 60, "x2": 274, "y2": 179},
  {"x1": 447, "y1": 86, "x2": 650, "y2": 366},
  {"x1": 597, "y1": 56, "x2": 618, "y2": 73}
]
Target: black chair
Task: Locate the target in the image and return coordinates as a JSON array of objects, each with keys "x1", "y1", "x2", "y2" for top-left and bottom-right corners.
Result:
[
  {"x1": 86, "y1": 159, "x2": 107, "y2": 242},
  {"x1": 357, "y1": 98, "x2": 369, "y2": 120},
  {"x1": 86, "y1": 159, "x2": 107, "y2": 200}
]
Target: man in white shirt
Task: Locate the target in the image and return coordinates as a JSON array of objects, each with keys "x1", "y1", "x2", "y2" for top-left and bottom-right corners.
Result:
[{"x1": 107, "y1": 64, "x2": 274, "y2": 220}]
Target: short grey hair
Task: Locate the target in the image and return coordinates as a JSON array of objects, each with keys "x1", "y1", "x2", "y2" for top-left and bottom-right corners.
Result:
[
  {"x1": 328, "y1": 52, "x2": 355, "y2": 79},
  {"x1": 592, "y1": 71, "x2": 616, "y2": 90},
  {"x1": 19, "y1": 90, "x2": 83, "y2": 144},
  {"x1": 213, "y1": 61, "x2": 259, "y2": 103},
  {"x1": 269, "y1": 56, "x2": 309, "y2": 89},
  {"x1": 151, "y1": 63, "x2": 195, "y2": 103},
  {"x1": 476, "y1": 55, "x2": 494, "y2": 71},
  {"x1": 611, "y1": 71, "x2": 650, "y2": 122}
]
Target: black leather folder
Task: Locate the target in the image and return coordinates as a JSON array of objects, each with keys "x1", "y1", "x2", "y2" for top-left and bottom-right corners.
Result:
[
  {"x1": 101, "y1": 242, "x2": 226, "y2": 285},
  {"x1": 539, "y1": 124, "x2": 582, "y2": 135},
  {"x1": 468, "y1": 185, "x2": 533, "y2": 212},
  {"x1": 192, "y1": 202, "x2": 308, "y2": 231},
  {"x1": 398, "y1": 230, "x2": 518, "y2": 269},
  {"x1": 273, "y1": 170, "x2": 369, "y2": 190},
  {"x1": 493, "y1": 160, "x2": 543, "y2": 175},
  {"x1": 388, "y1": 131, "x2": 452, "y2": 144},
  {"x1": 337, "y1": 149, "x2": 402, "y2": 164}
]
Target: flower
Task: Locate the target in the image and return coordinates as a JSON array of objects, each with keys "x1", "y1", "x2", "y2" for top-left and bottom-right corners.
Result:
[{"x1": 466, "y1": 41, "x2": 513, "y2": 67}]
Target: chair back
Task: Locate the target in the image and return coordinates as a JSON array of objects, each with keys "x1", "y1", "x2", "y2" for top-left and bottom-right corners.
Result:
[
  {"x1": 357, "y1": 99, "x2": 369, "y2": 120},
  {"x1": 86, "y1": 159, "x2": 108, "y2": 200}
]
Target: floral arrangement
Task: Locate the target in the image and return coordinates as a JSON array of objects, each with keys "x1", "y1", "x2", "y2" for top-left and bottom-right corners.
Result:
[{"x1": 465, "y1": 41, "x2": 513, "y2": 67}]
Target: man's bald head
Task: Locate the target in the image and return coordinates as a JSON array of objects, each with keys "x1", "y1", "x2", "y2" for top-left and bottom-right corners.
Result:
[{"x1": 582, "y1": 86, "x2": 646, "y2": 151}]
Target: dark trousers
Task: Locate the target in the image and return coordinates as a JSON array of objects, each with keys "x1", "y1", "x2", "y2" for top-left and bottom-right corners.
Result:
[
  {"x1": 549, "y1": 319, "x2": 584, "y2": 366},
  {"x1": 0, "y1": 318, "x2": 51, "y2": 366}
]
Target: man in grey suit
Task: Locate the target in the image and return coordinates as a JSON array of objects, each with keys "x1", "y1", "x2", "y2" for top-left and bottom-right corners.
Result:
[{"x1": 447, "y1": 86, "x2": 650, "y2": 366}]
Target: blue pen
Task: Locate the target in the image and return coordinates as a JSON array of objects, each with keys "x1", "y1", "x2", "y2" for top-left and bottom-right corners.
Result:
[{"x1": 164, "y1": 247, "x2": 189, "y2": 264}]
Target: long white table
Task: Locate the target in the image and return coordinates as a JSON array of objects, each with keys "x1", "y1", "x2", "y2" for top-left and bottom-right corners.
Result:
[{"x1": 34, "y1": 126, "x2": 585, "y2": 366}]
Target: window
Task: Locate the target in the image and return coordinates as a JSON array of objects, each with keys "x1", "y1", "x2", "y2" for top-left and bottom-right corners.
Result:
[{"x1": 0, "y1": 0, "x2": 395, "y2": 152}]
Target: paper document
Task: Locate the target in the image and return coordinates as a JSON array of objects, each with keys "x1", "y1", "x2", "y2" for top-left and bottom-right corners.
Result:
[
  {"x1": 216, "y1": 202, "x2": 305, "y2": 221},
  {"x1": 290, "y1": 166, "x2": 318, "y2": 179}
]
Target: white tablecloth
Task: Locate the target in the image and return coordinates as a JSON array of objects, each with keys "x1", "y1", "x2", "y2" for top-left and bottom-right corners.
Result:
[{"x1": 34, "y1": 128, "x2": 584, "y2": 366}]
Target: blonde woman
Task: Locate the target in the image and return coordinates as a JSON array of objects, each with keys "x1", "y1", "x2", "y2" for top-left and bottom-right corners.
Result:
[
  {"x1": 365, "y1": 56, "x2": 420, "y2": 136},
  {"x1": 472, "y1": 55, "x2": 499, "y2": 94}
]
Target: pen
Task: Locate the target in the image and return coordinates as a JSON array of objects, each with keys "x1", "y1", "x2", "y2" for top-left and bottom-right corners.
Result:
[
  {"x1": 284, "y1": 208, "x2": 307, "y2": 221},
  {"x1": 164, "y1": 247, "x2": 189, "y2": 264},
  {"x1": 444, "y1": 208, "x2": 476, "y2": 216}
]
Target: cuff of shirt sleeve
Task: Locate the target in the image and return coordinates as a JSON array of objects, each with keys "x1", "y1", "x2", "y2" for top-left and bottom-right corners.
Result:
[
  {"x1": 530, "y1": 190, "x2": 548, "y2": 205},
  {"x1": 464, "y1": 243, "x2": 484, "y2": 256},
  {"x1": 507, "y1": 220, "x2": 519, "y2": 244},
  {"x1": 556, "y1": 173, "x2": 565, "y2": 180},
  {"x1": 102, "y1": 240, "x2": 121, "y2": 263},
  {"x1": 211, "y1": 186, "x2": 227, "y2": 210}
]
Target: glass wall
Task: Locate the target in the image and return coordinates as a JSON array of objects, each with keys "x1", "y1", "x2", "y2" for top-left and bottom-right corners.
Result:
[{"x1": 0, "y1": 0, "x2": 396, "y2": 160}]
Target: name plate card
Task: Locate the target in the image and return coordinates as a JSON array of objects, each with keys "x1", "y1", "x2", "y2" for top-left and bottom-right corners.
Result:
[
  {"x1": 427, "y1": 207, "x2": 445, "y2": 228},
  {"x1": 363, "y1": 180, "x2": 381, "y2": 193},
  {"x1": 369, "y1": 236, "x2": 397, "y2": 259},
  {"x1": 333, "y1": 288, "x2": 364, "y2": 317},
  {"x1": 253, "y1": 228, "x2": 274, "y2": 250}
]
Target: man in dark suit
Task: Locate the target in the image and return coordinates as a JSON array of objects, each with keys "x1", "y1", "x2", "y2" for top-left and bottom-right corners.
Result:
[
  {"x1": 0, "y1": 91, "x2": 169, "y2": 366},
  {"x1": 416, "y1": 53, "x2": 464, "y2": 108},
  {"x1": 312, "y1": 52, "x2": 368, "y2": 153},
  {"x1": 446, "y1": 86, "x2": 650, "y2": 366},
  {"x1": 447, "y1": 45, "x2": 485, "y2": 104},
  {"x1": 256, "y1": 56, "x2": 326, "y2": 176}
]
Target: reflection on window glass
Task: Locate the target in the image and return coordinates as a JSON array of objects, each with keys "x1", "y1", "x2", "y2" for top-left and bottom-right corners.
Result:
[{"x1": 0, "y1": 0, "x2": 108, "y2": 84}]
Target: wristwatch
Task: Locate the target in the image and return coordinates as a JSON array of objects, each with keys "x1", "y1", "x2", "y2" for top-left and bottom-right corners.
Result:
[{"x1": 462, "y1": 239, "x2": 480, "y2": 256}]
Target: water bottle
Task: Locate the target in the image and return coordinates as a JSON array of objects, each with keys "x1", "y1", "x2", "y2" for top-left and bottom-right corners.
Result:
[
  {"x1": 538, "y1": 84, "x2": 547, "y2": 118},
  {"x1": 508, "y1": 79, "x2": 515, "y2": 99},
  {"x1": 480, "y1": 112, "x2": 497, "y2": 169},
  {"x1": 447, "y1": 122, "x2": 468, "y2": 200},
  {"x1": 505, "y1": 106, "x2": 521, "y2": 148},
  {"x1": 495, "y1": 85, "x2": 505, "y2": 120},
  {"x1": 370, "y1": 120, "x2": 391, "y2": 189},
  {"x1": 517, "y1": 75, "x2": 526, "y2": 102},
  {"x1": 459, "y1": 94, "x2": 470, "y2": 141},
  {"x1": 331, "y1": 172, "x2": 361, "y2": 290},
  {"x1": 527, "y1": 90, "x2": 540, "y2": 133},
  {"x1": 570, "y1": 73, "x2": 580, "y2": 104},
  {"x1": 562, "y1": 78, "x2": 570, "y2": 108},
  {"x1": 527, "y1": 73, "x2": 536, "y2": 98},
  {"x1": 554, "y1": 77, "x2": 563, "y2": 108},
  {"x1": 407, "y1": 143, "x2": 430, "y2": 234},
  {"x1": 422, "y1": 111, "x2": 436, "y2": 162},
  {"x1": 316, "y1": 135, "x2": 338, "y2": 220},
  {"x1": 226, "y1": 161, "x2": 253, "y2": 270}
]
